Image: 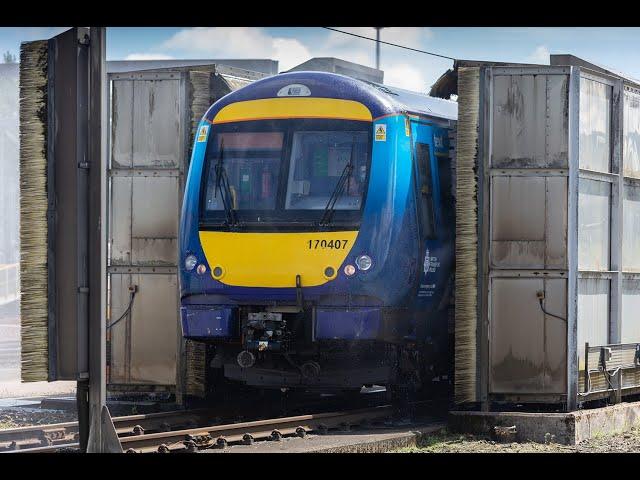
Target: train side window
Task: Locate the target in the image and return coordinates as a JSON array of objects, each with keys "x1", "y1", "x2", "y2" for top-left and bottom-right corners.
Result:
[{"x1": 415, "y1": 142, "x2": 436, "y2": 238}]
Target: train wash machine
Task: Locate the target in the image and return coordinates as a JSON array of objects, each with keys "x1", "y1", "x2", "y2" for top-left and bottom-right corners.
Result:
[
  {"x1": 451, "y1": 56, "x2": 640, "y2": 413},
  {"x1": 19, "y1": 27, "x2": 121, "y2": 452}
]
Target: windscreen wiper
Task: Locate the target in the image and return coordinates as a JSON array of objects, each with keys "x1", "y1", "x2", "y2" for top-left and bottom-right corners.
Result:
[
  {"x1": 319, "y1": 141, "x2": 355, "y2": 227},
  {"x1": 214, "y1": 139, "x2": 238, "y2": 227}
]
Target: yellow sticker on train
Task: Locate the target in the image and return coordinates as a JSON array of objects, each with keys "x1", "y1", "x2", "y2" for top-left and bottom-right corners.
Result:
[
  {"x1": 197, "y1": 125, "x2": 209, "y2": 142},
  {"x1": 375, "y1": 124, "x2": 387, "y2": 141}
]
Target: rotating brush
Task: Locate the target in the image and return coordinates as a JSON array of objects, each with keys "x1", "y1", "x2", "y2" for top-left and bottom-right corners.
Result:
[{"x1": 19, "y1": 40, "x2": 49, "y2": 382}]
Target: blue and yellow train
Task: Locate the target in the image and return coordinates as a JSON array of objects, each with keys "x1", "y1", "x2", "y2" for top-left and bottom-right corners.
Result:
[{"x1": 179, "y1": 71, "x2": 457, "y2": 395}]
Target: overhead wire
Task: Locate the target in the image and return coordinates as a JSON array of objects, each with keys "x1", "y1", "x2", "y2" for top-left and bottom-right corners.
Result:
[{"x1": 322, "y1": 27, "x2": 456, "y2": 61}]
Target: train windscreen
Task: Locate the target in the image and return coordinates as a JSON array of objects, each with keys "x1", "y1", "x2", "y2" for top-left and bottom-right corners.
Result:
[{"x1": 200, "y1": 120, "x2": 371, "y2": 228}]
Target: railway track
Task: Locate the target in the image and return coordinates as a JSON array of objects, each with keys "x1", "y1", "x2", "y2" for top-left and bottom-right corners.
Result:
[
  {"x1": 5, "y1": 404, "x2": 396, "y2": 453},
  {"x1": 0, "y1": 408, "x2": 219, "y2": 452}
]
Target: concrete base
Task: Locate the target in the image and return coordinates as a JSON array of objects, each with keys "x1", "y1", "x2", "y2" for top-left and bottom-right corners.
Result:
[
  {"x1": 204, "y1": 422, "x2": 445, "y2": 453},
  {"x1": 450, "y1": 401, "x2": 640, "y2": 445}
]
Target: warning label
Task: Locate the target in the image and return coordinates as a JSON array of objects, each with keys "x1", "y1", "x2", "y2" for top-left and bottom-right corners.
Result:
[
  {"x1": 197, "y1": 125, "x2": 209, "y2": 143},
  {"x1": 374, "y1": 124, "x2": 387, "y2": 142}
]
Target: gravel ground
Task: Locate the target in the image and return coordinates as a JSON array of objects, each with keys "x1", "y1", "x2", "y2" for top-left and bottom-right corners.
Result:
[
  {"x1": 0, "y1": 407, "x2": 77, "y2": 429},
  {"x1": 393, "y1": 426, "x2": 640, "y2": 453}
]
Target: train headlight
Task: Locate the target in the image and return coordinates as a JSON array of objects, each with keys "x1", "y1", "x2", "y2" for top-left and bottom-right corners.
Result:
[
  {"x1": 196, "y1": 264, "x2": 207, "y2": 275},
  {"x1": 344, "y1": 264, "x2": 356, "y2": 277},
  {"x1": 185, "y1": 254, "x2": 197, "y2": 271},
  {"x1": 355, "y1": 255, "x2": 372, "y2": 271}
]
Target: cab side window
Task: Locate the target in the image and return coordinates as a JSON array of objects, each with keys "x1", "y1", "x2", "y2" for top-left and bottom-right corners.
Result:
[{"x1": 415, "y1": 142, "x2": 436, "y2": 239}]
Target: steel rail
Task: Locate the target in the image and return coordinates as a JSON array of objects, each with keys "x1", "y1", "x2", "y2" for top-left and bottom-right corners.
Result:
[
  {"x1": 9, "y1": 404, "x2": 394, "y2": 453},
  {"x1": 0, "y1": 408, "x2": 216, "y2": 452}
]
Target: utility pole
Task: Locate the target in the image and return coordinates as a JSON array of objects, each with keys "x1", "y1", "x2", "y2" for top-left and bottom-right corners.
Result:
[{"x1": 375, "y1": 27, "x2": 384, "y2": 70}]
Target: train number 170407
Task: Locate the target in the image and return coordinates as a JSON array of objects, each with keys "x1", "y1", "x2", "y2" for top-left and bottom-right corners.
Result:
[{"x1": 307, "y1": 239, "x2": 349, "y2": 250}]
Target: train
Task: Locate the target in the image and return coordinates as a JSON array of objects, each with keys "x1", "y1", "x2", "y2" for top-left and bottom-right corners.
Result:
[{"x1": 179, "y1": 71, "x2": 458, "y2": 399}]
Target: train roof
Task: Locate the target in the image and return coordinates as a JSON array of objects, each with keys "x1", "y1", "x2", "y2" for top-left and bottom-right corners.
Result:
[{"x1": 203, "y1": 71, "x2": 458, "y2": 124}]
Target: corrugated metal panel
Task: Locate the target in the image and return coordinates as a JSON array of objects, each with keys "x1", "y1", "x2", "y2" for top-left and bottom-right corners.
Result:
[
  {"x1": 578, "y1": 178, "x2": 610, "y2": 271},
  {"x1": 623, "y1": 88, "x2": 640, "y2": 177},
  {"x1": 623, "y1": 183, "x2": 640, "y2": 271},
  {"x1": 577, "y1": 278, "x2": 609, "y2": 368},
  {"x1": 579, "y1": 78, "x2": 612, "y2": 172},
  {"x1": 491, "y1": 176, "x2": 567, "y2": 269},
  {"x1": 622, "y1": 278, "x2": 640, "y2": 342},
  {"x1": 490, "y1": 277, "x2": 566, "y2": 394},
  {"x1": 491, "y1": 74, "x2": 568, "y2": 168}
]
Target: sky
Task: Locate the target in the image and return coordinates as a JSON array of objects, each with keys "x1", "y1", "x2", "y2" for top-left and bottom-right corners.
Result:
[{"x1": 3, "y1": 27, "x2": 640, "y2": 92}]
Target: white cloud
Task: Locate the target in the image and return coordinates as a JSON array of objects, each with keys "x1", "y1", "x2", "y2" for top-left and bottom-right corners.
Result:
[
  {"x1": 130, "y1": 27, "x2": 444, "y2": 91},
  {"x1": 527, "y1": 45, "x2": 550, "y2": 65},
  {"x1": 124, "y1": 53, "x2": 174, "y2": 61},
  {"x1": 161, "y1": 27, "x2": 311, "y2": 70},
  {"x1": 383, "y1": 62, "x2": 429, "y2": 92}
]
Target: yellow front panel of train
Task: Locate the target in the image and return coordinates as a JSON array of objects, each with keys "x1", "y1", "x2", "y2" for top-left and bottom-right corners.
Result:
[{"x1": 199, "y1": 231, "x2": 359, "y2": 288}]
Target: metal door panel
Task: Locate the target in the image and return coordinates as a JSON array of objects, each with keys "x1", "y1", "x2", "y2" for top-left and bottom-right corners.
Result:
[
  {"x1": 108, "y1": 73, "x2": 185, "y2": 388},
  {"x1": 490, "y1": 277, "x2": 567, "y2": 394},
  {"x1": 129, "y1": 273, "x2": 177, "y2": 384},
  {"x1": 132, "y1": 80, "x2": 181, "y2": 168},
  {"x1": 492, "y1": 74, "x2": 568, "y2": 168},
  {"x1": 131, "y1": 176, "x2": 178, "y2": 265},
  {"x1": 111, "y1": 80, "x2": 134, "y2": 168},
  {"x1": 491, "y1": 176, "x2": 568, "y2": 269}
]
